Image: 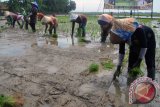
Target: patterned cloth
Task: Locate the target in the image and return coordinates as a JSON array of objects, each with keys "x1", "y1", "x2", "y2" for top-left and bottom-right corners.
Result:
[{"x1": 98, "y1": 14, "x2": 139, "y2": 41}]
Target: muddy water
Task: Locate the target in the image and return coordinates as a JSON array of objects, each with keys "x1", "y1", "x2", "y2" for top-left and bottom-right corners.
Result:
[
  {"x1": 0, "y1": 40, "x2": 29, "y2": 56},
  {"x1": 35, "y1": 36, "x2": 78, "y2": 48},
  {"x1": 0, "y1": 20, "x2": 160, "y2": 107}
]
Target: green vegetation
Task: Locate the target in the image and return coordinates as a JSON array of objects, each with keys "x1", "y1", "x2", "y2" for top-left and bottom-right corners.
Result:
[
  {"x1": 89, "y1": 63, "x2": 99, "y2": 73},
  {"x1": 77, "y1": 28, "x2": 82, "y2": 37},
  {"x1": 101, "y1": 60, "x2": 114, "y2": 70},
  {"x1": 5, "y1": 0, "x2": 76, "y2": 14},
  {"x1": 52, "y1": 34, "x2": 58, "y2": 38},
  {"x1": 129, "y1": 67, "x2": 144, "y2": 77},
  {"x1": 0, "y1": 25, "x2": 7, "y2": 33},
  {"x1": 0, "y1": 95, "x2": 15, "y2": 107}
]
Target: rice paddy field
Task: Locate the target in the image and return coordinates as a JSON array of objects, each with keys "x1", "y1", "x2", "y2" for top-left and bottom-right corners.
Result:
[{"x1": 0, "y1": 15, "x2": 160, "y2": 107}]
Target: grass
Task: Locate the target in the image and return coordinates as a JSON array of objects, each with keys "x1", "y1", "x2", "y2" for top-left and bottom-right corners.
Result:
[
  {"x1": 89, "y1": 63, "x2": 99, "y2": 73},
  {"x1": 0, "y1": 25, "x2": 7, "y2": 33},
  {"x1": 52, "y1": 34, "x2": 58, "y2": 38},
  {"x1": 77, "y1": 28, "x2": 82, "y2": 37},
  {"x1": 129, "y1": 67, "x2": 144, "y2": 77},
  {"x1": 0, "y1": 15, "x2": 158, "y2": 41},
  {"x1": 0, "y1": 95, "x2": 15, "y2": 107},
  {"x1": 101, "y1": 60, "x2": 114, "y2": 70}
]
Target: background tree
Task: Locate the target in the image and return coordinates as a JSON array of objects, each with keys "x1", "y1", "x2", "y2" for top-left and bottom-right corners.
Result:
[
  {"x1": 66, "y1": 0, "x2": 76, "y2": 13},
  {"x1": 6, "y1": 0, "x2": 76, "y2": 14}
]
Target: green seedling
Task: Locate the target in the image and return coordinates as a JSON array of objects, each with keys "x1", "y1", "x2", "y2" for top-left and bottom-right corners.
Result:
[
  {"x1": 129, "y1": 67, "x2": 144, "y2": 77},
  {"x1": 89, "y1": 63, "x2": 99, "y2": 73},
  {"x1": 101, "y1": 60, "x2": 114, "y2": 70},
  {"x1": 0, "y1": 95, "x2": 15, "y2": 107},
  {"x1": 52, "y1": 34, "x2": 58, "y2": 38},
  {"x1": 76, "y1": 28, "x2": 82, "y2": 37}
]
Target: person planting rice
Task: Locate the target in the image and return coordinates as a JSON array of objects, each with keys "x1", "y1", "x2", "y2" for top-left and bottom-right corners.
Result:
[
  {"x1": 97, "y1": 14, "x2": 156, "y2": 80},
  {"x1": 4, "y1": 11, "x2": 24, "y2": 28},
  {"x1": 70, "y1": 14, "x2": 87, "y2": 37},
  {"x1": 28, "y1": 1, "x2": 38, "y2": 32},
  {"x1": 37, "y1": 12, "x2": 58, "y2": 35}
]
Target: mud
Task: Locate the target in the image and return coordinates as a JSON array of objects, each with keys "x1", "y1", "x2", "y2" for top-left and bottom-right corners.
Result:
[{"x1": 0, "y1": 20, "x2": 160, "y2": 107}]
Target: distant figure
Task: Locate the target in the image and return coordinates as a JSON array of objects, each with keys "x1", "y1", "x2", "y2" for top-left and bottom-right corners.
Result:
[
  {"x1": 28, "y1": 2, "x2": 38, "y2": 32},
  {"x1": 130, "y1": 10, "x2": 133, "y2": 17},
  {"x1": 70, "y1": 14, "x2": 87, "y2": 37},
  {"x1": 108, "y1": 0, "x2": 115, "y2": 5},
  {"x1": 110, "y1": 12, "x2": 113, "y2": 16}
]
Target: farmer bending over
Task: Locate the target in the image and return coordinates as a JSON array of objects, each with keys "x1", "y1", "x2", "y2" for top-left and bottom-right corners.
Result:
[
  {"x1": 4, "y1": 11, "x2": 24, "y2": 28},
  {"x1": 70, "y1": 14, "x2": 87, "y2": 37},
  {"x1": 98, "y1": 14, "x2": 156, "y2": 80}
]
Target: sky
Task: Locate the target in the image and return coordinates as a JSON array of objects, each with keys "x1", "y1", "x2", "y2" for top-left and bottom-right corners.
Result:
[{"x1": 72, "y1": 0, "x2": 160, "y2": 13}]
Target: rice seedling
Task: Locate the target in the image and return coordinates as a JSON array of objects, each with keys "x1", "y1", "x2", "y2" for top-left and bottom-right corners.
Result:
[
  {"x1": 101, "y1": 60, "x2": 115, "y2": 70},
  {"x1": 129, "y1": 67, "x2": 144, "y2": 77},
  {"x1": 89, "y1": 63, "x2": 99, "y2": 73}
]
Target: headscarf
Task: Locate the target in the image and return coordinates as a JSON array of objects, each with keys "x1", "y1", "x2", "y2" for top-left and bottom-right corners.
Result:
[
  {"x1": 98, "y1": 14, "x2": 139, "y2": 41},
  {"x1": 111, "y1": 18, "x2": 139, "y2": 41},
  {"x1": 31, "y1": 2, "x2": 38, "y2": 9},
  {"x1": 70, "y1": 14, "x2": 78, "y2": 21}
]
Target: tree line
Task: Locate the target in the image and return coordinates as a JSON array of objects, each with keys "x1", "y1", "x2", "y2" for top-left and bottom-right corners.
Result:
[{"x1": 4, "y1": 0, "x2": 76, "y2": 14}]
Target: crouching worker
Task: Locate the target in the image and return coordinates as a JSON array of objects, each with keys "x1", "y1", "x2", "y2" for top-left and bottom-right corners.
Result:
[
  {"x1": 98, "y1": 14, "x2": 156, "y2": 80},
  {"x1": 70, "y1": 14, "x2": 87, "y2": 37}
]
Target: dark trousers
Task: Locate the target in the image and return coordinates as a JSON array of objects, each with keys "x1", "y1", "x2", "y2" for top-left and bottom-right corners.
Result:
[
  {"x1": 79, "y1": 23, "x2": 86, "y2": 37},
  {"x1": 13, "y1": 20, "x2": 21, "y2": 28},
  {"x1": 101, "y1": 29, "x2": 108, "y2": 43},
  {"x1": 128, "y1": 46, "x2": 156, "y2": 80},
  {"x1": 29, "y1": 23, "x2": 36, "y2": 32},
  {"x1": 49, "y1": 25, "x2": 56, "y2": 35},
  {"x1": 23, "y1": 16, "x2": 29, "y2": 30}
]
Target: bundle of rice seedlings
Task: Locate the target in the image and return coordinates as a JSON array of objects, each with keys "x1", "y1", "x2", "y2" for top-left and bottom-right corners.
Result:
[
  {"x1": 0, "y1": 94, "x2": 15, "y2": 107},
  {"x1": 89, "y1": 63, "x2": 99, "y2": 73},
  {"x1": 129, "y1": 67, "x2": 144, "y2": 77},
  {"x1": 52, "y1": 34, "x2": 58, "y2": 38},
  {"x1": 0, "y1": 93, "x2": 24, "y2": 107},
  {"x1": 101, "y1": 60, "x2": 114, "y2": 70}
]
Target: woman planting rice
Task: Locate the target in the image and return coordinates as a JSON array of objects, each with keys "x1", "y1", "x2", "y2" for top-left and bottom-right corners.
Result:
[
  {"x1": 97, "y1": 14, "x2": 156, "y2": 80},
  {"x1": 70, "y1": 14, "x2": 87, "y2": 37},
  {"x1": 4, "y1": 11, "x2": 24, "y2": 28},
  {"x1": 37, "y1": 12, "x2": 58, "y2": 35}
]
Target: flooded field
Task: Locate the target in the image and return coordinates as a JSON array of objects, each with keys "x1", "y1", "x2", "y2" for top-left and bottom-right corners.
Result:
[{"x1": 0, "y1": 16, "x2": 160, "y2": 107}]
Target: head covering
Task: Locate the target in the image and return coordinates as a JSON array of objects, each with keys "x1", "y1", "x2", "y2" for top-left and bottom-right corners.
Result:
[
  {"x1": 111, "y1": 18, "x2": 139, "y2": 41},
  {"x1": 70, "y1": 14, "x2": 78, "y2": 21},
  {"x1": 4, "y1": 11, "x2": 10, "y2": 17},
  {"x1": 98, "y1": 14, "x2": 113, "y2": 23},
  {"x1": 31, "y1": 2, "x2": 38, "y2": 8}
]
